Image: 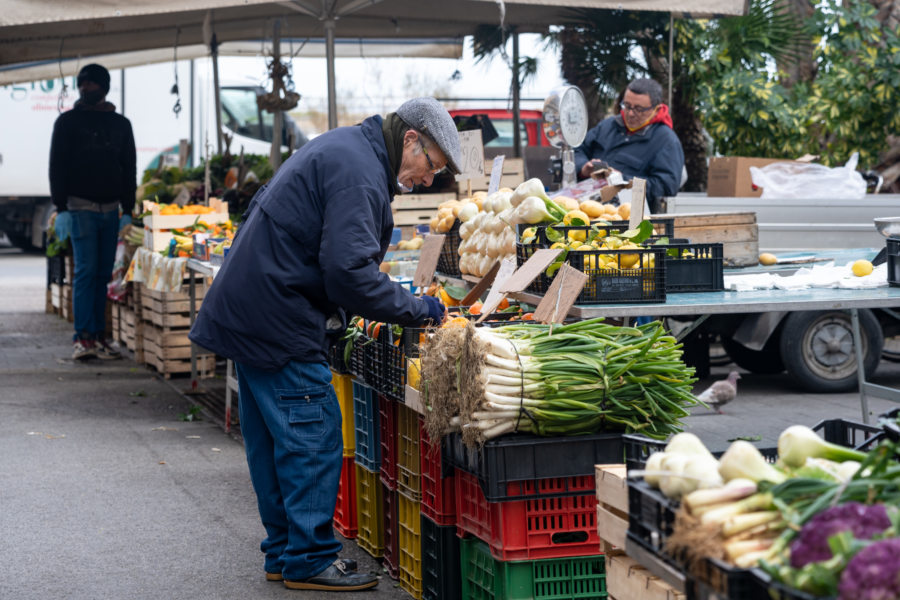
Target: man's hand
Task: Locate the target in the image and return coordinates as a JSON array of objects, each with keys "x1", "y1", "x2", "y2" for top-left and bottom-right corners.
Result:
[
  {"x1": 580, "y1": 160, "x2": 598, "y2": 180},
  {"x1": 421, "y1": 295, "x2": 447, "y2": 326}
]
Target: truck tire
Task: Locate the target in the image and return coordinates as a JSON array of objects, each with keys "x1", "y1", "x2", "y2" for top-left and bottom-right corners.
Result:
[
  {"x1": 779, "y1": 310, "x2": 883, "y2": 393},
  {"x1": 720, "y1": 332, "x2": 785, "y2": 374}
]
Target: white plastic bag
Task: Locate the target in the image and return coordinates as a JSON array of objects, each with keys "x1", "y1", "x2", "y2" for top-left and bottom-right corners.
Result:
[{"x1": 749, "y1": 152, "x2": 866, "y2": 200}]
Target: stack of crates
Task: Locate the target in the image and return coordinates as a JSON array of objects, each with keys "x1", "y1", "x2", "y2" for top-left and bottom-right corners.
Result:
[
  {"x1": 447, "y1": 432, "x2": 622, "y2": 600},
  {"x1": 352, "y1": 379, "x2": 384, "y2": 558},
  {"x1": 331, "y1": 371, "x2": 357, "y2": 539}
]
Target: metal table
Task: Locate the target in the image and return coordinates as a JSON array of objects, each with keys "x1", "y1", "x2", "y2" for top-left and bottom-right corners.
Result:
[
  {"x1": 185, "y1": 259, "x2": 239, "y2": 433},
  {"x1": 507, "y1": 286, "x2": 900, "y2": 423}
]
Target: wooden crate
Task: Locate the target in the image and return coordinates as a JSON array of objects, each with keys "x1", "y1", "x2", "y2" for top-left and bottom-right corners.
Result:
[
  {"x1": 670, "y1": 211, "x2": 758, "y2": 268},
  {"x1": 145, "y1": 351, "x2": 216, "y2": 379},
  {"x1": 595, "y1": 464, "x2": 628, "y2": 554},
  {"x1": 391, "y1": 192, "x2": 458, "y2": 228},
  {"x1": 606, "y1": 553, "x2": 686, "y2": 600},
  {"x1": 142, "y1": 197, "x2": 229, "y2": 230},
  {"x1": 61, "y1": 284, "x2": 73, "y2": 322},
  {"x1": 455, "y1": 157, "x2": 526, "y2": 196}
]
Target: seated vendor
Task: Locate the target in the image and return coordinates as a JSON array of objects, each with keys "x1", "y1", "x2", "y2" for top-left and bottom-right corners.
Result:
[{"x1": 574, "y1": 78, "x2": 684, "y2": 213}]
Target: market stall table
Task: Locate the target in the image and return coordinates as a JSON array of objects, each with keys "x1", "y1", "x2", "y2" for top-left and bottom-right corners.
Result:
[{"x1": 185, "y1": 258, "x2": 240, "y2": 433}]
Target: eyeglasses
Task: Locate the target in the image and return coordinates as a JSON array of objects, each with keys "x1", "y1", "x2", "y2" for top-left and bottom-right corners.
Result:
[
  {"x1": 620, "y1": 102, "x2": 655, "y2": 115},
  {"x1": 418, "y1": 139, "x2": 446, "y2": 175}
]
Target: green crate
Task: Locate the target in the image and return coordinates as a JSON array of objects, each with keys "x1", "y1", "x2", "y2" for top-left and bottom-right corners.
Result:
[{"x1": 460, "y1": 537, "x2": 606, "y2": 600}]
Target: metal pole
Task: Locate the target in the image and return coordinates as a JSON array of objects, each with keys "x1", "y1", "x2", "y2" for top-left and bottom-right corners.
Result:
[
  {"x1": 511, "y1": 31, "x2": 521, "y2": 158},
  {"x1": 850, "y1": 308, "x2": 870, "y2": 423},
  {"x1": 120, "y1": 70, "x2": 125, "y2": 114},
  {"x1": 668, "y1": 12, "x2": 674, "y2": 108},
  {"x1": 189, "y1": 59, "x2": 195, "y2": 167},
  {"x1": 325, "y1": 19, "x2": 338, "y2": 130},
  {"x1": 211, "y1": 34, "x2": 223, "y2": 155},
  {"x1": 270, "y1": 21, "x2": 283, "y2": 170}
]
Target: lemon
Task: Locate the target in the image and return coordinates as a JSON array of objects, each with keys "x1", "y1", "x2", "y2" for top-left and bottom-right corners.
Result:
[
  {"x1": 852, "y1": 259, "x2": 874, "y2": 277},
  {"x1": 562, "y1": 209, "x2": 590, "y2": 226},
  {"x1": 575, "y1": 244, "x2": 594, "y2": 251},
  {"x1": 550, "y1": 241, "x2": 568, "y2": 250},
  {"x1": 619, "y1": 252, "x2": 641, "y2": 269},
  {"x1": 759, "y1": 252, "x2": 777, "y2": 266},
  {"x1": 567, "y1": 229, "x2": 586, "y2": 243}
]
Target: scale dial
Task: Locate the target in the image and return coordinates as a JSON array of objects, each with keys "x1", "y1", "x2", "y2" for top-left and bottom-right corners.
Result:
[{"x1": 542, "y1": 86, "x2": 588, "y2": 148}]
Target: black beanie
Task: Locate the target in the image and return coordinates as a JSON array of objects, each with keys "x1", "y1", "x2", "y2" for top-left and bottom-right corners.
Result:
[{"x1": 77, "y1": 64, "x2": 110, "y2": 94}]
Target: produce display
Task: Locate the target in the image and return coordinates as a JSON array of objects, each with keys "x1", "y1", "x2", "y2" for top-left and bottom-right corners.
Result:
[
  {"x1": 635, "y1": 422, "x2": 900, "y2": 599},
  {"x1": 418, "y1": 317, "x2": 699, "y2": 446}
]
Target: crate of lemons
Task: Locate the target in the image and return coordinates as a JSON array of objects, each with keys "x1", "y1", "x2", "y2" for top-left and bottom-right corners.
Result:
[{"x1": 519, "y1": 207, "x2": 659, "y2": 275}]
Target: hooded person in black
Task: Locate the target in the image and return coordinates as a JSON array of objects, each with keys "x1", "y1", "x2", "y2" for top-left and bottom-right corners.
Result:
[{"x1": 50, "y1": 63, "x2": 136, "y2": 360}]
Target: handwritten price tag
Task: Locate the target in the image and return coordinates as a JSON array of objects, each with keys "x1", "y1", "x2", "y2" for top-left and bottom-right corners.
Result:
[{"x1": 454, "y1": 129, "x2": 484, "y2": 182}]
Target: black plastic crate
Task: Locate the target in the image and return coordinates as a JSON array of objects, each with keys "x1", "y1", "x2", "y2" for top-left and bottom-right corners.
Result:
[
  {"x1": 878, "y1": 407, "x2": 900, "y2": 442},
  {"x1": 327, "y1": 341, "x2": 351, "y2": 374},
  {"x1": 650, "y1": 242, "x2": 725, "y2": 293},
  {"x1": 751, "y1": 567, "x2": 832, "y2": 600},
  {"x1": 812, "y1": 417, "x2": 884, "y2": 452},
  {"x1": 687, "y1": 557, "x2": 770, "y2": 600},
  {"x1": 888, "y1": 237, "x2": 899, "y2": 287},
  {"x1": 47, "y1": 254, "x2": 67, "y2": 287},
  {"x1": 443, "y1": 431, "x2": 624, "y2": 501},
  {"x1": 516, "y1": 243, "x2": 667, "y2": 304},
  {"x1": 421, "y1": 514, "x2": 461, "y2": 600},
  {"x1": 371, "y1": 327, "x2": 405, "y2": 403},
  {"x1": 435, "y1": 219, "x2": 461, "y2": 278}
]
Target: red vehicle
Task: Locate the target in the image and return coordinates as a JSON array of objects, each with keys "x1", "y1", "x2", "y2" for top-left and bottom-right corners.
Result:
[{"x1": 448, "y1": 109, "x2": 551, "y2": 147}]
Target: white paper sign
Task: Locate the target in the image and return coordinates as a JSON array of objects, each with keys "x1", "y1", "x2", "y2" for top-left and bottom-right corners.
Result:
[
  {"x1": 487, "y1": 155, "x2": 506, "y2": 195},
  {"x1": 454, "y1": 129, "x2": 485, "y2": 181}
]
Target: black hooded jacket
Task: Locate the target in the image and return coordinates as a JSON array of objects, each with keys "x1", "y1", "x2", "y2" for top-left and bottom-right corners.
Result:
[{"x1": 49, "y1": 101, "x2": 136, "y2": 214}]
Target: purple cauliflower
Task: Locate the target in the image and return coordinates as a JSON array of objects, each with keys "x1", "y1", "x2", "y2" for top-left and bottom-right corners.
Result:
[
  {"x1": 838, "y1": 538, "x2": 900, "y2": 600},
  {"x1": 790, "y1": 502, "x2": 891, "y2": 568}
]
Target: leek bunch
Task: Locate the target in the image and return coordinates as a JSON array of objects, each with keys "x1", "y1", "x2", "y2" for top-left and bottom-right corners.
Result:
[{"x1": 433, "y1": 318, "x2": 700, "y2": 441}]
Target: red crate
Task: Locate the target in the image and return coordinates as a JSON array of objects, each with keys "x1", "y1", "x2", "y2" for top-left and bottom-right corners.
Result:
[
  {"x1": 379, "y1": 395, "x2": 398, "y2": 490},
  {"x1": 382, "y1": 481, "x2": 400, "y2": 579},
  {"x1": 334, "y1": 456, "x2": 358, "y2": 538},
  {"x1": 454, "y1": 469, "x2": 601, "y2": 561},
  {"x1": 419, "y1": 418, "x2": 455, "y2": 526}
]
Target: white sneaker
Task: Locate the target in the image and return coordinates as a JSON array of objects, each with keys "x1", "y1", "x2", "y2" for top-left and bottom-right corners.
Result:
[
  {"x1": 73, "y1": 340, "x2": 97, "y2": 361},
  {"x1": 94, "y1": 340, "x2": 122, "y2": 360}
]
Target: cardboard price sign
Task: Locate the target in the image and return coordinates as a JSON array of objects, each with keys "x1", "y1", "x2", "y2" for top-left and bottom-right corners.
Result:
[
  {"x1": 412, "y1": 234, "x2": 446, "y2": 287},
  {"x1": 629, "y1": 177, "x2": 647, "y2": 230},
  {"x1": 454, "y1": 129, "x2": 485, "y2": 181},
  {"x1": 477, "y1": 257, "x2": 518, "y2": 321},
  {"x1": 487, "y1": 155, "x2": 505, "y2": 195},
  {"x1": 498, "y1": 248, "x2": 564, "y2": 294},
  {"x1": 533, "y1": 264, "x2": 588, "y2": 324}
]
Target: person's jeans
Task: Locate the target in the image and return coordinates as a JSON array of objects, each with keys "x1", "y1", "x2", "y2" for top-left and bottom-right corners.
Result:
[
  {"x1": 235, "y1": 360, "x2": 343, "y2": 580},
  {"x1": 70, "y1": 209, "x2": 118, "y2": 341}
]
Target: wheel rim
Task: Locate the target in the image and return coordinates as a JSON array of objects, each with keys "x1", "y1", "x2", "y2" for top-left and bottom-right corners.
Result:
[{"x1": 801, "y1": 314, "x2": 866, "y2": 381}]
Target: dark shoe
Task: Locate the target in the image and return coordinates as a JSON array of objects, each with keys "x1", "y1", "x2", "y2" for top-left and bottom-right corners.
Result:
[
  {"x1": 73, "y1": 339, "x2": 96, "y2": 361},
  {"x1": 284, "y1": 559, "x2": 377, "y2": 591},
  {"x1": 94, "y1": 339, "x2": 122, "y2": 360}
]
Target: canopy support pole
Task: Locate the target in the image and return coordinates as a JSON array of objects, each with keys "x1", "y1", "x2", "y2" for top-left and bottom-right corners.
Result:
[
  {"x1": 211, "y1": 33, "x2": 223, "y2": 155},
  {"x1": 325, "y1": 18, "x2": 338, "y2": 130},
  {"x1": 270, "y1": 20, "x2": 284, "y2": 169},
  {"x1": 511, "y1": 30, "x2": 521, "y2": 158}
]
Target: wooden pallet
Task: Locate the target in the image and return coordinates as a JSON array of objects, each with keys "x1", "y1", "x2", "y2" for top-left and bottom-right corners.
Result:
[
  {"x1": 606, "y1": 553, "x2": 686, "y2": 600},
  {"x1": 391, "y1": 192, "x2": 457, "y2": 228}
]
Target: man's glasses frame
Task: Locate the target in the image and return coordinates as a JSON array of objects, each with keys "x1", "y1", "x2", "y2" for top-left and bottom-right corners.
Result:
[
  {"x1": 620, "y1": 102, "x2": 655, "y2": 116},
  {"x1": 418, "y1": 138, "x2": 446, "y2": 175}
]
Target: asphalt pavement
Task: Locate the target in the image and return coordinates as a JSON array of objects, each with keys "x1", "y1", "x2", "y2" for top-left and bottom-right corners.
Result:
[{"x1": 2, "y1": 248, "x2": 900, "y2": 599}]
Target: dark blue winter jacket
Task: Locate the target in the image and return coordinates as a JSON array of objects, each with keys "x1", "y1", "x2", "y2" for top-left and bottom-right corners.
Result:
[
  {"x1": 189, "y1": 115, "x2": 430, "y2": 372},
  {"x1": 574, "y1": 115, "x2": 684, "y2": 211}
]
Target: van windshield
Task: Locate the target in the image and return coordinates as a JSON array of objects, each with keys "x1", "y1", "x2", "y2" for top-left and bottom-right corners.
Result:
[{"x1": 220, "y1": 87, "x2": 275, "y2": 143}]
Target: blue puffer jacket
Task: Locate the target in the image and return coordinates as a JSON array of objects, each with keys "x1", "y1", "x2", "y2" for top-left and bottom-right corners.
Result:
[
  {"x1": 189, "y1": 115, "x2": 429, "y2": 372},
  {"x1": 574, "y1": 115, "x2": 684, "y2": 210}
]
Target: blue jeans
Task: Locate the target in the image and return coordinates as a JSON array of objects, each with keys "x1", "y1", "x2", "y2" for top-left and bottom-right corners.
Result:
[
  {"x1": 70, "y1": 210, "x2": 119, "y2": 341},
  {"x1": 236, "y1": 360, "x2": 343, "y2": 580}
]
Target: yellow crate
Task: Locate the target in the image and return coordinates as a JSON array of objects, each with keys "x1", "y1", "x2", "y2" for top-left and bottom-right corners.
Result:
[
  {"x1": 397, "y1": 403, "x2": 421, "y2": 501},
  {"x1": 331, "y1": 371, "x2": 355, "y2": 456},
  {"x1": 397, "y1": 490, "x2": 423, "y2": 599},
  {"x1": 355, "y1": 463, "x2": 384, "y2": 558}
]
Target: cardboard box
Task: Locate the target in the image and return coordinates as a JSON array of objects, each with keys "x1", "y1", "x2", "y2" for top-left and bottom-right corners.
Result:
[{"x1": 707, "y1": 156, "x2": 790, "y2": 197}]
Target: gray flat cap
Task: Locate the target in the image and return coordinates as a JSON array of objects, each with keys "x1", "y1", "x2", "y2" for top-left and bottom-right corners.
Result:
[{"x1": 396, "y1": 97, "x2": 462, "y2": 175}]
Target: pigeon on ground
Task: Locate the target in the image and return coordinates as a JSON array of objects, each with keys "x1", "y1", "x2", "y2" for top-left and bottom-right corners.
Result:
[{"x1": 696, "y1": 371, "x2": 741, "y2": 414}]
